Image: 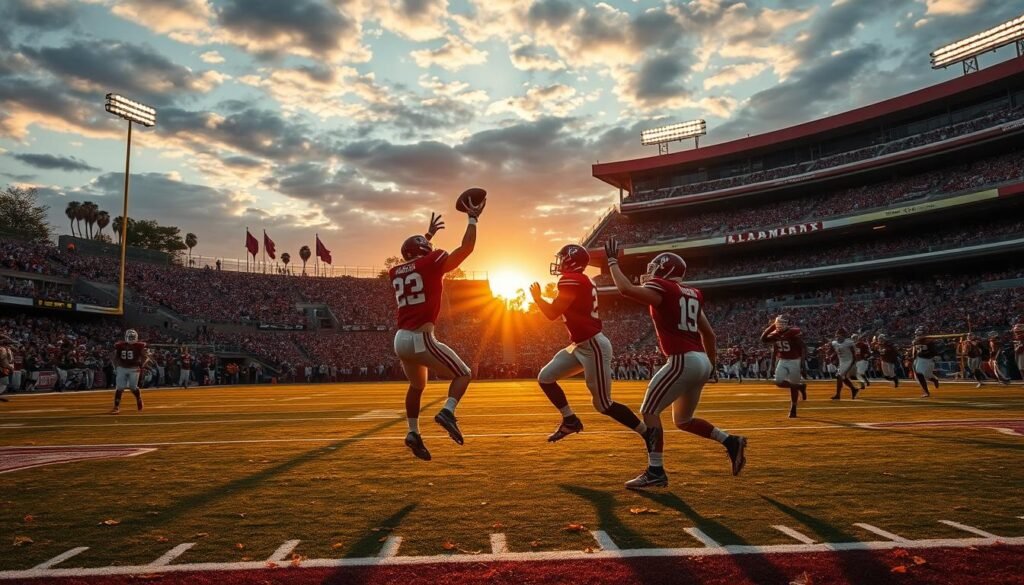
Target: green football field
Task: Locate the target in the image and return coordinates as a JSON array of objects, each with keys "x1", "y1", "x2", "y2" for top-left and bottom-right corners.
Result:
[{"x1": 1, "y1": 379, "x2": 1023, "y2": 576}]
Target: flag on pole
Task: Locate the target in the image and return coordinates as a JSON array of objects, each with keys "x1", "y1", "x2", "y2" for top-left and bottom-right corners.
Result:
[
  {"x1": 245, "y1": 229, "x2": 259, "y2": 258},
  {"x1": 316, "y1": 235, "x2": 332, "y2": 264},
  {"x1": 264, "y1": 231, "x2": 276, "y2": 260}
]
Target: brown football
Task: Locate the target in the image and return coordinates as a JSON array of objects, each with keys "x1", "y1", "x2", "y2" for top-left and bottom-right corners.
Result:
[{"x1": 455, "y1": 187, "x2": 487, "y2": 212}]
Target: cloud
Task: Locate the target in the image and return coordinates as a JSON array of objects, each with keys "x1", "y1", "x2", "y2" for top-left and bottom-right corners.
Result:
[
  {"x1": 200, "y1": 51, "x2": 225, "y2": 64},
  {"x1": 377, "y1": 0, "x2": 450, "y2": 41},
  {"x1": 10, "y1": 153, "x2": 98, "y2": 172},
  {"x1": 920, "y1": 0, "x2": 984, "y2": 16},
  {"x1": 703, "y1": 62, "x2": 769, "y2": 90},
  {"x1": 487, "y1": 84, "x2": 590, "y2": 121},
  {"x1": 109, "y1": 0, "x2": 213, "y2": 35},
  {"x1": 411, "y1": 34, "x2": 488, "y2": 70},
  {"x1": 508, "y1": 40, "x2": 566, "y2": 71},
  {"x1": 2, "y1": 0, "x2": 77, "y2": 30}
]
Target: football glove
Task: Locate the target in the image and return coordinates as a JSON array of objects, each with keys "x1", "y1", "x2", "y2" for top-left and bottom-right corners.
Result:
[
  {"x1": 426, "y1": 212, "x2": 445, "y2": 240},
  {"x1": 604, "y1": 236, "x2": 620, "y2": 265},
  {"x1": 464, "y1": 198, "x2": 486, "y2": 219}
]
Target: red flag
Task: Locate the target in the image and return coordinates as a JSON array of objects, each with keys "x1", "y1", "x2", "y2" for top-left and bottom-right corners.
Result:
[
  {"x1": 316, "y1": 235, "x2": 332, "y2": 264},
  {"x1": 264, "y1": 231, "x2": 276, "y2": 260},
  {"x1": 245, "y1": 229, "x2": 259, "y2": 258}
]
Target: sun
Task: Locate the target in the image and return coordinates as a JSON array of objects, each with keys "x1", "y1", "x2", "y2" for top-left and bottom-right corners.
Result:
[{"x1": 488, "y1": 269, "x2": 531, "y2": 303}]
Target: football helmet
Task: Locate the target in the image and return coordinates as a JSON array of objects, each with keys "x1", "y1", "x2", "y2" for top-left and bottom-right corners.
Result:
[
  {"x1": 774, "y1": 314, "x2": 791, "y2": 329},
  {"x1": 401, "y1": 235, "x2": 433, "y2": 261},
  {"x1": 877, "y1": 333, "x2": 888, "y2": 342},
  {"x1": 550, "y1": 244, "x2": 589, "y2": 276},
  {"x1": 988, "y1": 330, "x2": 999, "y2": 339},
  {"x1": 125, "y1": 329, "x2": 139, "y2": 343},
  {"x1": 914, "y1": 326, "x2": 926, "y2": 337},
  {"x1": 644, "y1": 252, "x2": 687, "y2": 282}
]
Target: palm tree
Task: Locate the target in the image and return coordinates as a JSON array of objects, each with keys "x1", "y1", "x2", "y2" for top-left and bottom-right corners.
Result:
[
  {"x1": 65, "y1": 201, "x2": 80, "y2": 237},
  {"x1": 96, "y1": 210, "x2": 110, "y2": 239},
  {"x1": 281, "y1": 252, "x2": 291, "y2": 275},
  {"x1": 80, "y1": 201, "x2": 98, "y2": 238},
  {"x1": 299, "y1": 245, "x2": 311, "y2": 276},
  {"x1": 113, "y1": 216, "x2": 124, "y2": 244},
  {"x1": 185, "y1": 232, "x2": 198, "y2": 265}
]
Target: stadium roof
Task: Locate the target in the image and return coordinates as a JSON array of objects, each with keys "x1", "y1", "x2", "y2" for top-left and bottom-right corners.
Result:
[{"x1": 593, "y1": 56, "x2": 1024, "y2": 191}]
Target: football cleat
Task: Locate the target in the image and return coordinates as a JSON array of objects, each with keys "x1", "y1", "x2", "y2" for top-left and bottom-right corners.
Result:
[
  {"x1": 798, "y1": 384, "x2": 807, "y2": 401},
  {"x1": 434, "y1": 409, "x2": 464, "y2": 445},
  {"x1": 920, "y1": 391, "x2": 931, "y2": 398},
  {"x1": 405, "y1": 432, "x2": 431, "y2": 461},
  {"x1": 642, "y1": 426, "x2": 662, "y2": 454},
  {"x1": 931, "y1": 378, "x2": 939, "y2": 390},
  {"x1": 852, "y1": 386, "x2": 860, "y2": 400},
  {"x1": 830, "y1": 394, "x2": 840, "y2": 400},
  {"x1": 547, "y1": 417, "x2": 584, "y2": 442},
  {"x1": 789, "y1": 407, "x2": 797, "y2": 419},
  {"x1": 724, "y1": 435, "x2": 747, "y2": 476},
  {"x1": 625, "y1": 468, "x2": 668, "y2": 490},
  {"x1": 109, "y1": 407, "x2": 120, "y2": 415},
  {"x1": 136, "y1": 396, "x2": 144, "y2": 411}
]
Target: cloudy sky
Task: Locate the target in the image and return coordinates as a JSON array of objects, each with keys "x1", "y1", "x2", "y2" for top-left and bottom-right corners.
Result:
[{"x1": 0, "y1": 0, "x2": 1020, "y2": 290}]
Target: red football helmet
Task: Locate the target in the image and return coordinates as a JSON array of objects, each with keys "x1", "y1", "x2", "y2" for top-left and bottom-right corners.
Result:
[
  {"x1": 550, "y1": 244, "x2": 589, "y2": 275},
  {"x1": 644, "y1": 252, "x2": 687, "y2": 282},
  {"x1": 401, "y1": 235, "x2": 433, "y2": 261}
]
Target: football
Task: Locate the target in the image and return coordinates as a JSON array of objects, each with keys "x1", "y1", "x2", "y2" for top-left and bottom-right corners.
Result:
[{"x1": 455, "y1": 187, "x2": 487, "y2": 213}]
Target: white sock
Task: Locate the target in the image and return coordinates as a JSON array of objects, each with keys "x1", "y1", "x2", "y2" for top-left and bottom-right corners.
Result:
[
  {"x1": 558, "y1": 405, "x2": 574, "y2": 417},
  {"x1": 648, "y1": 452, "x2": 664, "y2": 468},
  {"x1": 408, "y1": 418, "x2": 419, "y2": 433},
  {"x1": 711, "y1": 428, "x2": 729, "y2": 443},
  {"x1": 635, "y1": 422, "x2": 647, "y2": 434},
  {"x1": 443, "y1": 397, "x2": 459, "y2": 413}
]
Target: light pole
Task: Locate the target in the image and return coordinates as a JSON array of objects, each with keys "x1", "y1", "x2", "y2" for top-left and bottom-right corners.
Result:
[{"x1": 104, "y1": 93, "x2": 156, "y2": 315}]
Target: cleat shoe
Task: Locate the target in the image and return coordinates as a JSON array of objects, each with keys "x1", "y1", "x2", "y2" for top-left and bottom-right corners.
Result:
[
  {"x1": 642, "y1": 426, "x2": 663, "y2": 453},
  {"x1": 625, "y1": 469, "x2": 668, "y2": 490},
  {"x1": 799, "y1": 386, "x2": 807, "y2": 401},
  {"x1": 830, "y1": 394, "x2": 840, "y2": 401},
  {"x1": 920, "y1": 391, "x2": 931, "y2": 398},
  {"x1": 547, "y1": 417, "x2": 584, "y2": 442},
  {"x1": 931, "y1": 378, "x2": 939, "y2": 390},
  {"x1": 136, "y1": 397, "x2": 144, "y2": 411},
  {"x1": 851, "y1": 386, "x2": 860, "y2": 400},
  {"x1": 405, "y1": 432, "x2": 432, "y2": 461},
  {"x1": 109, "y1": 407, "x2": 120, "y2": 415},
  {"x1": 789, "y1": 407, "x2": 797, "y2": 419},
  {"x1": 866, "y1": 379, "x2": 871, "y2": 387},
  {"x1": 434, "y1": 409, "x2": 464, "y2": 445},
  {"x1": 975, "y1": 382, "x2": 982, "y2": 388},
  {"x1": 724, "y1": 435, "x2": 748, "y2": 476},
  {"x1": 893, "y1": 379, "x2": 899, "y2": 388}
]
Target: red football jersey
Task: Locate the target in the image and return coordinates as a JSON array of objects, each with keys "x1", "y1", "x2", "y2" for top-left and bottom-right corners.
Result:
[
  {"x1": 114, "y1": 341, "x2": 147, "y2": 368},
  {"x1": 643, "y1": 278, "x2": 705, "y2": 356},
  {"x1": 764, "y1": 327, "x2": 805, "y2": 360},
  {"x1": 389, "y1": 249, "x2": 449, "y2": 330},
  {"x1": 557, "y1": 272, "x2": 602, "y2": 343},
  {"x1": 879, "y1": 342, "x2": 899, "y2": 362},
  {"x1": 854, "y1": 341, "x2": 870, "y2": 360}
]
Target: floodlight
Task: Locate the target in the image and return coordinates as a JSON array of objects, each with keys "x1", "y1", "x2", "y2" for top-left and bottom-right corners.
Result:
[
  {"x1": 640, "y1": 120, "x2": 707, "y2": 154},
  {"x1": 930, "y1": 14, "x2": 1024, "y2": 73},
  {"x1": 105, "y1": 93, "x2": 157, "y2": 127}
]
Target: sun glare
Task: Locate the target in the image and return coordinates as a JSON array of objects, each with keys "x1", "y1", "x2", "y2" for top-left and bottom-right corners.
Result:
[{"x1": 489, "y1": 269, "x2": 531, "y2": 303}]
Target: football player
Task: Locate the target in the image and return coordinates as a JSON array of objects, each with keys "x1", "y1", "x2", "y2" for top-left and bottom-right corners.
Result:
[
  {"x1": 111, "y1": 329, "x2": 147, "y2": 414},
  {"x1": 988, "y1": 331, "x2": 1011, "y2": 385},
  {"x1": 964, "y1": 333, "x2": 985, "y2": 387},
  {"x1": 605, "y1": 239, "x2": 746, "y2": 489},
  {"x1": 873, "y1": 334, "x2": 900, "y2": 388},
  {"x1": 853, "y1": 333, "x2": 871, "y2": 390},
  {"x1": 529, "y1": 244, "x2": 648, "y2": 446},
  {"x1": 911, "y1": 327, "x2": 941, "y2": 397},
  {"x1": 1013, "y1": 324, "x2": 1024, "y2": 381},
  {"x1": 829, "y1": 329, "x2": 859, "y2": 400},
  {"x1": 0, "y1": 334, "x2": 14, "y2": 402},
  {"x1": 178, "y1": 347, "x2": 192, "y2": 388},
  {"x1": 760, "y1": 315, "x2": 808, "y2": 418},
  {"x1": 390, "y1": 201, "x2": 484, "y2": 461}
]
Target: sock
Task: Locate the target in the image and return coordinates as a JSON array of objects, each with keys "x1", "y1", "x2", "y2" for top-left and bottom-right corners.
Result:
[
  {"x1": 679, "y1": 418, "x2": 714, "y2": 439},
  {"x1": 790, "y1": 388, "x2": 799, "y2": 404},
  {"x1": 408, "y1": 418, "x2": 419, "y2": 433},
  {"x1": 114, "y1": 389, "x2": 124, "y2": 407},
  {"x1": 558, "y1": 404, "x2": 575, "y2": 418},
  {"x1": 131, "y1": 389, "x2": 141, "y2": 403},
  {"x1": 443, "y1": 397, "x2": 459, "y2": 413},
  {"x1": 603, "y1": 402, "x2": 642, "y2": 430},
  {"x1": 711, "y1": 428, "x2": 729, "y2": 443},
  {"x1": 915, "y1": 373, "x2": 928, "y2": 391},
  {"x1": 834, "y1": 378, "x2": 842, "y2": 395},
  {"x1": 540, "y1": 381, "x2": 569, "y2": 409},
  {"x1": 648, "y1": 451, "x2": 664, "y2": 468}
]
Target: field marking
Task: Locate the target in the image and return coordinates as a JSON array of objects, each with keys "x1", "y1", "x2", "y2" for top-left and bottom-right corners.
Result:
[
  {"x1": 5, "y1": 537, "x2": 1019, "y2": 580},
  {"x1": 684, "y1": 527, "x2": 721, "y2": 548},
  {"x1": 591, "y1": 530, "x2": 619, "y2": 551},
  {"x1": 490, "y1": 533, "x2": 509, "y2": 555},
  {"x1": 350, "y1": 409, "x2": 404, "y2": 421},
  {"x1": 378, "y1": 536, "x2": 403, "y2": 558},
  {"x1": 853, "y1": 523, "x2": 909, "y2": 543},
  {"x1": 149, "y1": 543, "x2": 194, "y2": 567},
  {"x1": 267, "y1": 539, "x2": 301, "y2": 562},
  {"x1": 771, "y1": 525, "x2": 816, "y2": 544},
  {"x1": 939, "y1": 520, "x2": 998, "y2": 538},
  {"x1": 32, "y1": 547, "x2": 88, "y2": 570}
]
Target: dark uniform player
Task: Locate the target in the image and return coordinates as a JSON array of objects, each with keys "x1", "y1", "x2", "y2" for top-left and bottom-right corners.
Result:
[
  {"x1": 530, "y1": 244, "x2": 648, "y2": 445},
  {"x1": 874, "y1": 334, "x2": 900, "y2": 387},
  {"x1": 1013, "y1": 324, "x2": 1024, "y2": 381},
  {"x1": 0, "y1": 334, "x2": 14, "y2": 402},
  {"x1": 988, "y1": 331, "x2": 1010, "y2": 384},
  {"x1": 761, "y1": 315, "x2": 807, "y2": 418},
  {"x1": 111, "y1": 329, "x2": 147, "y2": 414},
  {"x1": 391, "y1": 203, "x2": 484, "y2": 461},
  {"x1": 964, "y1": 333, "x2": 985, "y2": 387},
  {"x1": 604, "y1": 241, "x2": 746, "y2": 489},
  {"x1": 911, "y1": 326, "x2": 940, "y2": 397}
]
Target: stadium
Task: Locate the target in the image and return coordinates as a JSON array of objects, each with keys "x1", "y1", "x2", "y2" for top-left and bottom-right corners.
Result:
[{"x1": 2, "y1": 3, "x2": 1024, "y2": 585}]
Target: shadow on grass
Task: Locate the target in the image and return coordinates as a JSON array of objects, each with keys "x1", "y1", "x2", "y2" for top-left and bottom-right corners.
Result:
[
  {"x1": 800, "y1": 414, "x2": 1024, "y2": 451},
  {"x1": 343, "y1": 503, "x2": 417, "y2": 559}
]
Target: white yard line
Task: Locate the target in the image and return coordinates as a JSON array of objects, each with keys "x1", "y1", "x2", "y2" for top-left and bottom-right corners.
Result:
[
  {"x1": 31, "y1": 547, "x2": 88, "y2": 570},
  {"x1": 148, "y1": 543, "x2": 195, "y2": 567},
  {"x1": 853, "y1": 523, "x2": 909, "y2": 543},
  {"x1": 490, "y1": 533, "x2": 509, "y2": 555},
  {"x1": 938, "y1": 520, "x2": 998, "y2": 538},
  {"x1": 683, "y1": 527, "x2": 721, "y2": 548},
  {"x1": 771, "y1": 525, "x2": 816, "y2": 544},
  {"x1": 378, "y1": 536, "x2": 403, "y2": 558},
  {"x1": 267, "y1": 540, "x2": 301, "y2": 562},
  {"x1": 591, "y1": 530, "x2": 619, "y2": 551}
]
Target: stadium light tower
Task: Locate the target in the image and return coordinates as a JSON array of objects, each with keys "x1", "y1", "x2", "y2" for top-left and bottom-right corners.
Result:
[
  {"x1": 641, "y1": 119, "x2": 707, "y2": 155},
  {"x1": 930, "y1": 13, "x2": 1024, "y2": 75},
  {"x1": 104, "y1": 93, "x2": 156, "y2": 315}
]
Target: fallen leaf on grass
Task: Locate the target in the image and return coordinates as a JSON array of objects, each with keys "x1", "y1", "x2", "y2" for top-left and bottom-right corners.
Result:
[
  {"x1": 583, "y1": 547, "x2": 595, "y2": 554},
  {"x1": 332, "y1": 542, "x2": 344, "y2": 550},
  {"x1": 890, "y1": 566, "x2": 907, "y2": 574},
  {"x1": 22, "y1": 515, "x2": 33, "y2": 523},
  {"x1": 564, "y1": 523, "x2": 587, "y2": 532},
  {"x1": 98, "y1": 519, "x2": 121, "y2": 526},
  {"x1": 789, "y1": 571, "x2": 813, "y2": 585},
  {"x1": 290, "y1": 553, "x2": 306, "y2": 566},
  {"x1": 457, "y1": 548, "x2": 481, "y2": 555},
  {"x1": 492, "y1": 522, "x2": 504, "y2": 530},
  {"x1": 441, "y1": 540, "x2": 458, "y2": 551},
  {"x1": 155, "y1": 536, "x2": 169, "y2": 544},
  {"x1": 629, "y1": 507, "x2": 658, "y2": 515},
  {"x1": 12, "y1": 536, "x2": 32, "y2": 547},
  {"x1": 480, "y1": 502, "x2": 488, "y2": 506},
  {"x1": 912, "y1": 556, "x2": 927, "y2": 566},
  {"x1": 193, "y1": 532, "x2": 209, "y2": 539},
  {"x1": 377, "y1": 536, "x2": 388, "y2": 543},
  {"x1": 238, "y1": 513, "x2": 247, "y2": 519},
  {"x1": 892, "y1": 548, "x2": 910, "y2": 559},
  {"x1": 235, "y1": 543, "x2": 245, "y2": 551},
  {"x1": 265, "y1": 562, "x2": 278, "y2": 569},
  {"x1": 529, "y1": 540, "x2": 542, "y2": 548}
]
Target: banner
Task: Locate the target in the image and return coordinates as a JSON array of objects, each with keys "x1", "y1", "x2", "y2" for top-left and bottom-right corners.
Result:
[
  {"x1": 316, "y1": 235, "x2": 332, "y2": 264},
  {"x1": 264, "y1": 231, "x2": 276, "y2": 260},
  {"x1": 35, "y1": 370, "x2": 59, "y2": 391},
  {"x1": 726, "y1": 221, "x2": 823, "y2": 244},
  {"x1": 34, "y1": 299, "x2": 76, "y2": 311},
  {"x1": 258, "y1": 323, "x2": 306, "y2": 331},
  {"x1": 245, "y1": 230, "x2": 259, "y2": 258}
]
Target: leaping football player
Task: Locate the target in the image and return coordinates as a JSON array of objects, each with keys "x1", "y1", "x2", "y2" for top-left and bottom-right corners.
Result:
[
  {"x1": 911, "y1": 326, "x2": 941, "y2": 397},
  {"x1": 111, "y1": 329, "x2": 147, "y2": 414},
  {"x1": 761, "y1": 315, "x2": 808, "y2": 418},
  {"x1": 529, "y1": 244, "x2": 650, "y2": 447},
  {"x1": 829, "y1": 329, "x2": 860, "y2": 400},
  {"x1": 390, "y1": 200, "x2": 484, "y2": 461},
  {"x1": 605, "y1": 238, "x2": 746, "y2": 489},
  {"x1": 874, "y1": 334, "x2": 900, "y2": 388}
]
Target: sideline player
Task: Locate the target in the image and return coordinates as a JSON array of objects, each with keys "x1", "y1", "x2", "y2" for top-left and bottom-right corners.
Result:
[
  {"x1": 964, "y1": 333, "x2": 985, "y2": 387},
  {"x1": 604, "y1": 239, "x2": 746, "y2": 488},
  {"x1": 911, "y1": 326, "x2": 941, "y2": 397},
  {"x1": 178, "y1": 347, "x2": 192, "y2": 389},
  {"x1": 874, "y1": 334, "x2": 900, "y2": 388},
  {"x1": 853, "y1": 333, "x2": 871, "y2": 390},
  {"x1": 111, "y1": 329, "x2": 147, "y2": 414},
  {"x1": 988, "y1": 331, "x2": 1011, "y2": 385},
  {"x1": 1013, "y1": 324, "x2": 1024, "y2": 382},
  {"x1": 761, "y1": 315, "x2": 807, "y2": 418},
  {"x1": 390, "y1": 200, "x2": 484, "y2": 461},
  {"x1": 529, "y1": 244, "x2": 648, "y2": 445},
  {"x1": 828, "y1": 329, "x2": 859, "y2": 400},
  {"x1": 0, "y1": 334, "x2": 14, "y2": 402}
]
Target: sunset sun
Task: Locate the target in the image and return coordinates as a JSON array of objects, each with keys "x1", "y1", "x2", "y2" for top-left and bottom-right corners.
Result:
[{"x1": 488, "y1": 269, "x2": 531, "y2": 303}]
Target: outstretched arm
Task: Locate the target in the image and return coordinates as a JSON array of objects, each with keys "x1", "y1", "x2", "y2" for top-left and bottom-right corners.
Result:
[
  {"x1": 443, "y1": 201, "x2": 485, "y2": 273},
  {"x1": 530, "y1": 282, "x2": 577, "y2": 321},
  {"x1": 605, "y1": 236, "x2": 661, "y2": 306}
]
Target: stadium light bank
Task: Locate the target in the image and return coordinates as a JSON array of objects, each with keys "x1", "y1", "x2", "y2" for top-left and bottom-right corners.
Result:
[
  {"x1": 641, "y1": 119, "x2": 706, "y2": 155},
  {"x1": 930, "y1": 13, "x2": 1024, "y2": 75},
  {"x1": 104, "y1": 93, "x2": 157, "y2": 316}
]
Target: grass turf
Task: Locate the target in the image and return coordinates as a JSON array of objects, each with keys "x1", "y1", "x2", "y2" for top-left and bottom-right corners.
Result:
[{"x1": 0, "y1": 380, "x2": 1022, "y2": 572}]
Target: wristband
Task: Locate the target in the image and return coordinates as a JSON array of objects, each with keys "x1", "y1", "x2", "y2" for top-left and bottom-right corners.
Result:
[
  {"x1": 424, "y1": 232, "x2": 433, "y2": 241},
  {"x1": 607, "y1": 258, "x2": 618, "y2": 266},
  {"x1": 468, "y1": 217, "x2": 478, "y2": 225}
]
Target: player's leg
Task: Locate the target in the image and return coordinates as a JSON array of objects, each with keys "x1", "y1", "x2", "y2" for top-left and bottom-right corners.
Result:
[
  {"x1": 421, "y1": 332, "x2": 472, "y2": 445},
  {"x1": 913, "y1": 358, "x2": 932, "y2": 397},
  {"x1": 628, "y1": 357, "x2": 678, "y2": 488},
  {"x1": 129, "y1": 371, "x2": 143, "y2": 411},
  {"x1": 538, "y1": 348, "x2": 585, "y2": 441},
  {"x1": 672, "y1": 353, "x2": 746, "y2": 476},
  {"x1": 856, "y1": 361, "x2": 869, "y2": 389},
  {"x1": 394, "y1": 330, "x2": 432, "y2": 460},
  {"x1": 112, "y1": 368, "x2": 126, "y2": 414},
  {"x1": 579, "y1": 335, "x2": 645, "y2": 435}
]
